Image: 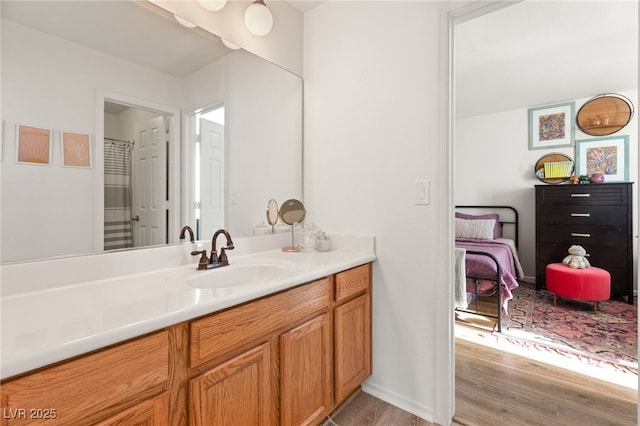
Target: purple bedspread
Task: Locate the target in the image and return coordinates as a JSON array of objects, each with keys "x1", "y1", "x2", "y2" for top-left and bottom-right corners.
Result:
[{"x1": 455, "y1": 238, "x2": 520, "y2": 305}]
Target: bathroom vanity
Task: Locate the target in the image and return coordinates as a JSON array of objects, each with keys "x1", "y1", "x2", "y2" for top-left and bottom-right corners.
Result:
[{"x1": 0, "y1": 234, "x2": 375, "y2": 425}]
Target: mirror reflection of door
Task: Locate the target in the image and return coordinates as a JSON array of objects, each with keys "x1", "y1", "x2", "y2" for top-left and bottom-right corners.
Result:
[
  {"x1": 103, "y1": 101, "x2": 171, "y2": 250},
  {"x1": 195, "y1": 105, "x2": 225, "y2": 240},
  {"x1": 134, "y1": 115, "x2": 168, "y2": 247}
]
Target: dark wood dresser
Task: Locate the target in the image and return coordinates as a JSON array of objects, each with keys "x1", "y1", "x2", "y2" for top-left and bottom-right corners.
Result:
[{"x1": 535, "y1": 182, "x2": 634, "y2": 303}]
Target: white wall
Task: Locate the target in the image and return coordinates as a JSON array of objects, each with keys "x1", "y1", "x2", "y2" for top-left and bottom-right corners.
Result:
[
  {"x1": 181, "y1": 49, "x2": 303, "y2": 237},
  {"x1": 304, "y1": 1, "x2": 450, "y2": 422},
  {"x1": 456, "y1": 91, "x2": 639, "y2": 283},
  {"x1": 1, "y1": 20, "x2": 182, "y2": 262}
]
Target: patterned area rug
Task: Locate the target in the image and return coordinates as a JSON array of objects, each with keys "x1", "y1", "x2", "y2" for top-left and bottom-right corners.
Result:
[{"x1": 499, "y1": 282, "x2": 638, "y2": 374}]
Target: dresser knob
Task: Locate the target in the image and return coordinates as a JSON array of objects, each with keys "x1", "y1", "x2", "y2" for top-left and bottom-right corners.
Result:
[
  {"x1": 570, "y1": 193, "x2": 591, "y2": 198},
  {"x1": 571, "y1": 232, "x2": 591, "y2": 238},
  {"x1": 570, "y1": 213, "x2": 590, "y2": 217}
]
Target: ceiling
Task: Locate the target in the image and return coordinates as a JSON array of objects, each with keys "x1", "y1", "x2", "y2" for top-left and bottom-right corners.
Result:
[
  {"x1": 6, "y1": 0, "x2": 634, "y2": 119},
  {"x1": 288, "y1": 0, "x2": 326, "y2": 13},
  {"x1": 1, "y1": 1, "x2": 231, "y2": 79},
  {"x1": 455, "y1": 1, "x2": 638, "y2": 118},
  {"x1": 1, "y1": 0, "x2": 323, "y2": 80}
]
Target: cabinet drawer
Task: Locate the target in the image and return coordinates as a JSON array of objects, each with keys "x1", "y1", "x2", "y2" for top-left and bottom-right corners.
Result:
[
  {"x1": 538, "y1": 205, "x2": 627, "y2": 226},
  {"x1": 537, "y1": 184, "x2": 629, "y2": 206},
  {"x1": 190, "y1": 277, "x2": 331, "y2": 368},
  {"x1": 1, "y1": 331, "x2": 169, "y2": 425},
  {"x1": 335, "y1": 264, "x2": 370, "y2": 303},
  {"x1": 539, "y1": 225, "x2": 628, "y2": 247}
]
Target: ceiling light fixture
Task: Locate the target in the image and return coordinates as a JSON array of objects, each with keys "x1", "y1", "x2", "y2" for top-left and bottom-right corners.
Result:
[
  {"x1": 198, "y1": 0, "x2": 227, "y2": 12},
  {"x1": 173, "y1": 15, "x2": 197, "y2": 28},
  {"x1": 244, "y1": 0, "x2": 273, "y2": 37}
]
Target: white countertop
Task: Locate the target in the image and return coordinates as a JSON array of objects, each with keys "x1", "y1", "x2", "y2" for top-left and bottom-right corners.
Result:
[{"x1": 1, "y1": 235, "x2": 375, "y2": 380}]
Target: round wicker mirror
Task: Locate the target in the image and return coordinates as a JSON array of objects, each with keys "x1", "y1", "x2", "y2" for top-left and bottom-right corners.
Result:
[{"x1": 576, "y1": 94, "x2": 634, "y2": 136}]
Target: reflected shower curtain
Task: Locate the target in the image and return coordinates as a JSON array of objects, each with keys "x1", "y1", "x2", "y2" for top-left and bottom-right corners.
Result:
[{"x1": 104, "y1": 141, "x2": 133, "y2": 250}]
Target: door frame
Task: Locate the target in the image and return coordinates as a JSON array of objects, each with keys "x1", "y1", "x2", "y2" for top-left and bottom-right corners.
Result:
[
  {"x1": 95, "y1": 90, "x2": 181, "y2": 252},
  {"x1": 182, "y1": 101, "x2": 228, "y2": 240},
  {"x1": 436, "y1": 1, "x2": 524, "y2": 424}
]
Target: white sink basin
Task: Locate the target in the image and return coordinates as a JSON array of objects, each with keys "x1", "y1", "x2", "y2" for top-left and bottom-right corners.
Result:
[{"x1": 187, "y1": 263, "x2": 290, "y2": 289}]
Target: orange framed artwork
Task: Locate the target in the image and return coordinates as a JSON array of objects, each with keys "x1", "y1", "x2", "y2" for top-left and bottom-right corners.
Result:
[
  {"x1": 61, "y1": 131, "x2": 92, "y2": 168},
  {"x1": 16, "y1": 124, "x2": 52, "y2": 165}
]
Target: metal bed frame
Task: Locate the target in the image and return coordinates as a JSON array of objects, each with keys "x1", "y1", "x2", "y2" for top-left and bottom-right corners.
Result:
[{"x1": 455, "y1": 205, "x2": 519, "y2": 332}]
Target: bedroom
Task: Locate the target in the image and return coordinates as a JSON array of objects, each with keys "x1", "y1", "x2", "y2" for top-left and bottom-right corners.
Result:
[{"x1": 452, "y1": 0, "x2": 638, "y2": 392}]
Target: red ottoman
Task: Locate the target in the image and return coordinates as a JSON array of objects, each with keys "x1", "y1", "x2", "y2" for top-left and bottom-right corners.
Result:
[{"x1": 545, "y1": 263, "x2": 611, "y2": 313}]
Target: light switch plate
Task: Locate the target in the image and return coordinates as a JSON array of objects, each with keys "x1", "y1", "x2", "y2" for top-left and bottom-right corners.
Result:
[{"x1": 414, "y1": 180, "x2": 429, "y2": 205}]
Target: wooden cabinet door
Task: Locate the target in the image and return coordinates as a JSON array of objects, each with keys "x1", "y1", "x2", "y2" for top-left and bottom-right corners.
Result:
[
  {"x1": 189, "y1": 342, "x2": 272, "y2": 426},
  {"x1": 280, "y1": 313, "x2": 332, "y2": 426},
  {"x1": 335, "y1": 293, "x2": 371, "y2": 403},
  {"x1": 95, "y1": 393, "x2": 169, "y2": 426}
]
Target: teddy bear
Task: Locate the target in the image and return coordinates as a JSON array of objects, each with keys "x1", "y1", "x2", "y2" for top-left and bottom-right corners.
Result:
[{"x1": 562, "y1": 245, "x2": 590, "y2": 269}]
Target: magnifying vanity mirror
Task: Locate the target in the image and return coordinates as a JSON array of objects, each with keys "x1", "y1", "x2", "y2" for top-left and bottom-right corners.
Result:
[
  {"x1": 266, "y1": 199, "x2": 279, "y2": 233},
  {"x1": 576, "y1": 94, "x2": 634, "y2": 136},
  {"x1": 279, "y1": 199, "x2": 306, "y2": 252},
  {"x1": 1, "y1": 0, "x2": 302, "y2": 263}
]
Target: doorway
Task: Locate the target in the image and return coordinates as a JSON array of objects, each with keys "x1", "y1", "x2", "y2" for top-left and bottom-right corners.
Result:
[
  {"x1": 185, "y1": 104, "x2": 226, "y2": 241},
  {"x1": 449, "y1": 0, "x2": 639, "y2": 422},
  {"x1": 95, "y1": 91, "x2": 181, "y2": 253}
]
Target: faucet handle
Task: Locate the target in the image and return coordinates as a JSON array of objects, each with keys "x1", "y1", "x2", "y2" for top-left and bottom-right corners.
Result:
[
  {"x1": 191, "y1": 250, "x2": 209, "y2": 267},
  {"x1": 219, "y1": 247, "x2": 229, "y2": 263}
]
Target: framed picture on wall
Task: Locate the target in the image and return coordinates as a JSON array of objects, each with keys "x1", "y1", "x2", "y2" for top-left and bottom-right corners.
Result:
[
  {"x1": 61, "y1": 131, "x2": 92, "y2": 168},
  {"x1": 528, "y1": 102, "x2": 575, "y2": 150},
  {"x1": 16, "y1": 124, "x2": 52, "y2": 165},
  {"x1": 576, "y1": 135, "x2": 629, "y2": 182}
]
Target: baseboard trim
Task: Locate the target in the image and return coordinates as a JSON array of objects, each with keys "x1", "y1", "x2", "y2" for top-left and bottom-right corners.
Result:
[{"x1": 361, "y1": 380, "x2": 435, "y2": 423}]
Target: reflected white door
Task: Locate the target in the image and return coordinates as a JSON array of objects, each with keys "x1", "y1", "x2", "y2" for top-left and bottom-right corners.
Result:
[
  {"x1": 199, "y1": 117, "x2": 224, "y2": 239},
  {"x1": 134, "y1": 115, "x2": 167, "y2": 246}
]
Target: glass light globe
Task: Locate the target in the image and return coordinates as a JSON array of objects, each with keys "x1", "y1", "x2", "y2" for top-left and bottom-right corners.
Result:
[
  {"x1": 198, "y1": 0, "x2": 227, "y2": 12},
  {"x1": 173, "y1": 15, "x2": 197, "y2": 28},
  {"x1": 244, "y1": 0, "x2": 273, "y2": 37},
  {"x1": 221, "y1": 39, "x2": 241, "y2": 50}
]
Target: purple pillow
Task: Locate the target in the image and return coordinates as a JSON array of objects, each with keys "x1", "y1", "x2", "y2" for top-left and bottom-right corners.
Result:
[{"x1": 455, "y1": 212, "x2": 500, "y2": 239}]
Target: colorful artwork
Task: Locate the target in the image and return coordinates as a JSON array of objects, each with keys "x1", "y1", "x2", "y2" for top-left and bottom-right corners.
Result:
[
  {"x1": 576, "y1": 136, "x2": 628, "y2": 182},
  {"x1": 528, "y1": 102, "x2": 574, "y2": 150},
  {"x1": 538, "y1": 113, "x2": 565, "y2": 141},
  {"x1": 62, "y1": 132, "x2": 91, "y2": 168},
  {"x1": 586, "y1": 145, "x2": 617, "y2": 175},
  {"x1": 17, "y1": 125, "x2": 51, "y2": 165}
]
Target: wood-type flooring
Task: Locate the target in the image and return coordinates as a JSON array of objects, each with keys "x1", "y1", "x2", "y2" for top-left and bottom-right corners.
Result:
[{"x1": 324, "y1": 327, "x2": 637, "y2": 425}]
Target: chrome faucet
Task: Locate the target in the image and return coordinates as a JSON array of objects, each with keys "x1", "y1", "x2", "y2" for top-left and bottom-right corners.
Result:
[
  {"x1": 191, "y1": 229, "x2": 234, "y2": 270},
  {"x1": 179, "y1": 225, "x2": 195, "y2": 243}
]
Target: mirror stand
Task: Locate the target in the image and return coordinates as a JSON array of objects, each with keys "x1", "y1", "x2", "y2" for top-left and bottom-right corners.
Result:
[
  {"x1": 282, "y1": 223, "x2": 301, "y2": 252},
  {"x1": 279, "y1": 199, "x2": 306, "y2": 252}
]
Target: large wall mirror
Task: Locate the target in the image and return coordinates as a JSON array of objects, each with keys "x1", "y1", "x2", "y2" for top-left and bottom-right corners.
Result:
[{"x1": 1, "y1": 0, "x2": 302, "y2": 263}]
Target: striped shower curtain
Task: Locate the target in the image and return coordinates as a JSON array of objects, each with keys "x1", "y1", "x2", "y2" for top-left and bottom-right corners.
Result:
[{"x1": 104, "y1": 141, "x2": 133, "y2": 250}]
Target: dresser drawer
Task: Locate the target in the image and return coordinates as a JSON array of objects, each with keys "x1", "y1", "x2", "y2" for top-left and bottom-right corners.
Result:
[
  {"x1": 538, "y1": 205, "x2": 628, "y2": 226},
  {"x1": 537, "y1": 184, "x2": 628, "y2": 206},
  {"x1": 539, "y1": 224, "x2": 628, "y2": 247},
  {"x1": 539, "y1": 243, "x2": 629, "y2": 268}
]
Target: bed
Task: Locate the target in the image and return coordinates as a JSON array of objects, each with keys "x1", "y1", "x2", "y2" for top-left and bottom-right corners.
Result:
[{"x1": 454, "y1": 206, "x2": 523, "y2": 332}]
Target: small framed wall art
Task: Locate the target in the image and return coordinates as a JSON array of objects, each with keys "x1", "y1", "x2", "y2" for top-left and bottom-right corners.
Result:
[
  {"x1": 61, "y1": 131, "x2": 92, "y2": 168},
  {"x1": 16, "y1": 124, "x2": 52, "y2": 165},
  {"x1": 575, "y1": 135, "x2": 629, "y2": 182},
  {"x1": 528, "y1": 102, "x2": 575, "y2": 150}
]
